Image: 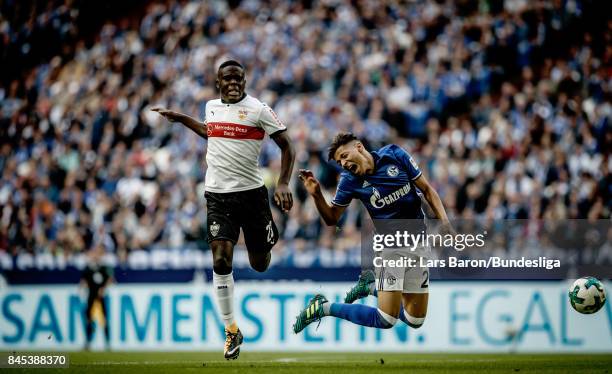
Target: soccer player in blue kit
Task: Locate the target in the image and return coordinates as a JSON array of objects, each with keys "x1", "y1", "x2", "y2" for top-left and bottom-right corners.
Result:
[{"x1": 293, "y1": 132, "x2": 452, "y2": 333}]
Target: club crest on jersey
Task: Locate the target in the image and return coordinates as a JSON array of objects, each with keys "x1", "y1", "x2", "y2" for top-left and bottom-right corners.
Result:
[
  {"x1": 210, "y1": 221, "x2": 220, "y2": 237},
  {"x1": 238, "y1": 109, "x2": 248, "y2": 120},
  {"x1": 386, "y1": 165, "x2": 399, "y2": 177}
]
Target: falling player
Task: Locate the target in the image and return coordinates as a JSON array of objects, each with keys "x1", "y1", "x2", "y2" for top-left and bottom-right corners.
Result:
[
  {"x1": 293, "y1": 132, "x2": 451, "y2": 333},
  {"x1": 152, "y1": 60, "x2": 295, "y2": 359}
]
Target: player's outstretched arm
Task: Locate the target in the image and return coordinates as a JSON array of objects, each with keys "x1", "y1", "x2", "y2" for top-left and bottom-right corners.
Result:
[
  {"x1": 151, "y1": 107, "x2": 207, "y2": 139},
  {"x1": 298, "y1": 169, "x2": 346, "y2": 226},
  {"x1": 414, "y1": 174, "x2": 454, "y2": 233},
  {"x1": 271, "y1": 131, "x2": 295, "y2": 212}
]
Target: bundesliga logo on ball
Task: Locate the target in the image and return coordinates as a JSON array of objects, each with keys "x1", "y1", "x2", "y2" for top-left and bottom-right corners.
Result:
[{"x1": 568, "y1": 277, "x2": 607, "y2": 314}]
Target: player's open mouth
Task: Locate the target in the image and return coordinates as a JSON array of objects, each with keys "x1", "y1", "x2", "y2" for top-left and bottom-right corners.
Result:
[{"x1": 349, "y1": 164, "x2": 358, "y2": 173}]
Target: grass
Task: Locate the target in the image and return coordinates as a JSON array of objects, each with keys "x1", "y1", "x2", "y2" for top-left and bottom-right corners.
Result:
[{"x1": 5, "y1": 352, "x2": 612, "y2": 373}]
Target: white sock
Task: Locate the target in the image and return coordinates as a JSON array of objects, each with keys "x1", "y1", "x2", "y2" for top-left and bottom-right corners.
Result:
[{"x1": 213, "y1": 271, "x2": 235, "y2": 328}]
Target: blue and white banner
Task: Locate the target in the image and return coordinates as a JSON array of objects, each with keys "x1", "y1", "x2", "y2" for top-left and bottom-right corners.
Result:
[{"x1": 1, "y1": 281, "x2": 610, "y2": 352}]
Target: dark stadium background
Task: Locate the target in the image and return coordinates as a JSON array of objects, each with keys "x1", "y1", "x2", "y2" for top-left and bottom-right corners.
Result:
[{"x1": 0, "y1": 1, "x2": 610, "y2": 366}]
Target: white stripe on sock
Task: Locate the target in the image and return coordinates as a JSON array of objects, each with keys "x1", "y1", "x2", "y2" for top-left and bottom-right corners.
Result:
[
  {"x1": 403, "y1": 309, "x2": 425, "y2": 326},
  {"x1": 377, "y1": 308, "x2": 398, "y2": 326}
]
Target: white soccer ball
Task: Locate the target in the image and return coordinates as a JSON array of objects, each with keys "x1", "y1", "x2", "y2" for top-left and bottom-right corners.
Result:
[{"x1": 568, "y1": 277, "x2": 606, "y2": 314}]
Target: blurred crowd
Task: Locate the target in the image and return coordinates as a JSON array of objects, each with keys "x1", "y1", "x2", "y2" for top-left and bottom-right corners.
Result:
[
  {"x1": 0, "y1": 0, "x2": 79, "y2": 85},
  {"x1": 0, "y1": 0, "x2": 610, "y2": 263}
]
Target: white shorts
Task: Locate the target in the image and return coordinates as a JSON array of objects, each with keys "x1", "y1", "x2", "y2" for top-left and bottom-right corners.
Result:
[{"x1": 374, "y1": 249, "x2": 429, "y2": 294}]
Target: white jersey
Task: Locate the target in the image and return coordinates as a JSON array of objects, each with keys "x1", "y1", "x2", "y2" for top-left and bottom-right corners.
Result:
[{"x1": 204, "y1": 94, "x2": 286, "y2": 193}]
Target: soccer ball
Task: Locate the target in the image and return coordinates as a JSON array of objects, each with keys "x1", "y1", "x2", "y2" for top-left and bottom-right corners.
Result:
[{"x1": 568, "y1": 277, "x2": 606, "y2": 314}]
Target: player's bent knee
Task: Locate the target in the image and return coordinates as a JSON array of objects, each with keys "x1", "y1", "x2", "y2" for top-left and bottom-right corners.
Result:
[
  {"x1": 212, "y1": 257, "x2": 232, "y2": 275},
  {"x1": 249, "y1": 252, "x2": 271, "y2": 272},
  {"x1": 402, "y1": 309, "x2": 426, "y2": 329},
  {"x1": 376, "y1": 308, "x2": 398, "y2": 329}
]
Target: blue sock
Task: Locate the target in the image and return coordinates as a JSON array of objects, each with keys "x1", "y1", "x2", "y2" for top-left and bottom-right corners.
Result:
[
  {"x1": 329, "y1": 303, "x2": 395, "y2": 329},
  {"x1": 365, "y1": 287, "x2": 424, "y2": 329},
  {"x1": 398, "y1": 309, "x2": 412, "y2": 326}
]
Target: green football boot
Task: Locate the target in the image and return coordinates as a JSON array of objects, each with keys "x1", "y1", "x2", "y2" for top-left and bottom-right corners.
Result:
[
  {"x1": 293, "y1": 294, "x2": 328, "y2": 334},
  {"x1": 344, "y1": 269, "x2": 376, "y2": 304}
]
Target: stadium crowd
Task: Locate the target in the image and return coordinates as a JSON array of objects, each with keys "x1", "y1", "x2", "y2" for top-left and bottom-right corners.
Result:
[{"x1": 0, "y1": 0, "x2": 610, "y2": 264}]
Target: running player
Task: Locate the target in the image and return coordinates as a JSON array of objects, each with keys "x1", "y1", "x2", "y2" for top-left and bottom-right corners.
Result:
[
  {"x1": 152, "y1": 60, "x2": 295, "y2": 359},
  {"x1": 293, "y1": 132, "x2": 451, "y2": 333}
]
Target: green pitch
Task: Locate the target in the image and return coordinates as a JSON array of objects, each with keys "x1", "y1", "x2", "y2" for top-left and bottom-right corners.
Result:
[{"x1": 9, "y1": 352, "x2": 612, "y2": 373}]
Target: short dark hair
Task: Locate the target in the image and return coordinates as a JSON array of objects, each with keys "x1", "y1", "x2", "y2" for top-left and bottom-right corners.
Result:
[
  {"x1": 328, "y1": 132, "x2": 358, "y2": 161},
  {"x1": 218, "y1": 60, "x2": 245, "y2": 71}
]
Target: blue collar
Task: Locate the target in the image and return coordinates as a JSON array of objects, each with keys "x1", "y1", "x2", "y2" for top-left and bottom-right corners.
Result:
[{"x1": 367, "y1": 150, "x2": 381, "y2": 175}]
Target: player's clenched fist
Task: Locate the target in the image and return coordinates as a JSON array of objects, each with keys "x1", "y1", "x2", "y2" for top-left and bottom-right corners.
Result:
[
  {"x1": 274, "y1": 183, "x2": 293, "y2": 212},
  {"x1": 298, "y1": 169, "x2": 321, "y2": 196}
]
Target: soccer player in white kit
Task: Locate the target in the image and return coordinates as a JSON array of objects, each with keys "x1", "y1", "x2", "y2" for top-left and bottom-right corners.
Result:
[{"x1": 152, "y1": 60, "x2": 295, "y2": 359}]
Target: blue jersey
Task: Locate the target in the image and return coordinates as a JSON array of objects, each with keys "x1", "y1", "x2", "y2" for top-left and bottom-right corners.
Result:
[{"x1": 331, "y1": 144, "x2": 424, "y2": 220}]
